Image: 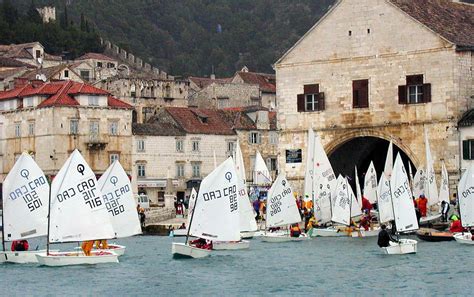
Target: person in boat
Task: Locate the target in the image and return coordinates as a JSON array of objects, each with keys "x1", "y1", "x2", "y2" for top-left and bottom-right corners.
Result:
[
  {"x1": 377, "y1": 224, "x2": 398, "y2": 248},
  {"x1": 260, "y1": 199, "x2": 266, "y2": 221},
  {"x1": 470, "y1": 229, "x2": 474, "y2": 241},
  {"x1": 359, "y1": 213, "x2": 371, "y2": 231},
  {"x1": 306, "y1": 216, "x2": 317, "y2": 236},
  {"x1": 416, "y1": 194, "x2": 428, "y2": 217},
  {"x1": 11, "y1": 240, "x2": 29, "y2": 251},
  {"x1": 253, "y1": 198, "x2": 260, "y2": 222},
  {"x1": 449, "y1": 214, "x2": 465, "y2": 233},
  {"x1": 290, "y1": 223, "x2": 302, "y2": 238},
  {"x1": 95, "y1": 240, "x2": 109, "y2": 249},
  {"x1": 441, "y1": 201, "x2": 450, "y2": 222},
  {"x1": 190, "y1": 238, "x2": 212, "y2": 250},
  {"x1": 179, "y1": 223, "x2": 186, "y2": 229},
  {"x1": 412, "y1": 197, "x2": 421, "y2": 224},
  {"x1": 361, "y1": 196, "x2": 373, "y2": 214},
  {"x1": 138, "y1": 206, "x2": 146, "y2": 228},
  {"x1": 81, "y1": 240, "x2": 94, "y2": 256}
]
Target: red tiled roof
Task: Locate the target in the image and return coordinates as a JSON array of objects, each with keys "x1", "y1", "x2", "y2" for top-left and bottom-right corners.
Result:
[
  {"x1": 235, "y1": 71, "x2": 276, "y2": 93},
  {"x1": 165, "y1": 107, "x2": 236, "y2": 135},
  {"x1": 0, "y1": 80, "x2": 131, "y2": 109},
  {"x1": 76, "y1": 52, "x2": 117, "y2": 62},
  {"x1": 389, "y1": 0, "x2": 474, "y2": 49},
  {"x1": 188, "y1": 76, "x2": 231, "y2": 89}
]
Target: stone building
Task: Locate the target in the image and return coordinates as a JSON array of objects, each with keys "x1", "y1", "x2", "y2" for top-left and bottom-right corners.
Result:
[
  {"x1": 458, "y1": 109, "x2": 474, "y2": 172},
  {"x1": 231, "y1": 67, "x2": 277, "y2": 110},
  {"x1": 36, "y1": 6, "x2": 56, "y2": 23},
  {"x1": 20, "y1": 64, "x2": 85, "y2": 83},
  {"x1": 74, "y1": 53, "x2": 119, "y2": 82},
  {"x1": 275, "y1": 0, "x2": 473, "y2": 194},
  {"x1": 0, "y1": 80, "x2": 133, "y2": 184},
  {"x1": 0, "y1": 57, "x2": 35, "y2": 90},
  {"x1": 0, "y1": 42, "x2": 62, "y2": 68}
]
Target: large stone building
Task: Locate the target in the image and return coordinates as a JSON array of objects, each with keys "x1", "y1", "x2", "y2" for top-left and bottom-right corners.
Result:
[
  {"x1": 0, "y1": 80, "x2": 133, "y2": 184},
  {"x1": 0, "y1": 42, "x2": 62, "y2": 68},
  {"x1": 275, "y1": 0, "x2": 473, "y2": 194}
]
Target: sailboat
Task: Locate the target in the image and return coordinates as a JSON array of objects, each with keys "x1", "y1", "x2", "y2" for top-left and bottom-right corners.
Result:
[
  {"x1": 172, "y1": 188, "x2": 197, "y2": 237},
  {"x1": 380, "y1": 154, "x2": 419, "y2": 255},
  {"x1": 94, "y1": 160, "x2": 142, "y2": 255},
  {"x1": 453, "y1": 164, "x2": 474, "y2": 245},
  {"x1": 253, "y1": 150, "x2": 272, "y2": 186},
  {"x1": 261, "y1": 174, "x2": 308, "y2": 242},
  {"x1": 363, "y1": 161, "x2": 378, "y2": 205},
  {"x1": 421, "y1": 129, "x2": 442, "y2": 224},
  {"x1": 172, "y1": 157, "x2": 241, "y2": 258},
  {"x1": 36, "y1": 150, "x2": 118, "y2": 266},
  {"x1": 0, "y1": 152, "x2": 54, "y2": 263}
]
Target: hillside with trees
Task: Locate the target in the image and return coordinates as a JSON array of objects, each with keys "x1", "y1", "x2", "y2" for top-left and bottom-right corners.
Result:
[{"x1": 8, "y1": 0, "x2": 335, "y2": 76}]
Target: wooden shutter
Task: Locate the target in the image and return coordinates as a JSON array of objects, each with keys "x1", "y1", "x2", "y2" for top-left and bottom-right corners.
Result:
[
  {"x1": 353, "y1": 79, "x2": 368, "y2": 108},
  {"x1": 463, "y1": 140, "x2": 470, "y2": 160},
  {"x1": 297, "y1": 94, "x2": 305, "y2": 112},
  {"x1": 398, "y1": 85, "x2": 407, "y2": 104},
  {"x1": 422, "y1": 83, "x2": 431, "y2": 103},
  {"x1": 318, "y1": 92, "x2": 325, "y2": 111},
  {"x1": 304, "y1": 84, "x2": 319, "y2": 94},
  {"x1": 406, "y1": 74, "x2": 423, "y2": 85}
]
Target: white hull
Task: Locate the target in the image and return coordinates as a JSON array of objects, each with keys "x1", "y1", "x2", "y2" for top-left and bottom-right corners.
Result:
[
  {"x1": 0, "y1": 249, "x2": 58, "y2": 264},
  {"x1": 172, "y1": 242, "x2": 211, "y2": 259},
  {"x1": 172, "y1": 229, "x2": 188, "y2": 237},
  {"x1": 240, "y1": 231, "x2": 255, "y2": 239},
  {"x1": 74, "y1": 244, "x2": 126, "y2": 256},
  {"x1": 350, "y1": 227, "x2": 380, "y2": 238},
  {"x1": 36, "y1": 251, "x2": 119, "y2": 266},
  {"x1": 420, "y1": 214, "x2": 442, "y2": 224},
  {"x1": 311, "y1": 227, "x2": 346, "y2": 237},
  {"x1": 453, "y1": 233, "x2": 474, "y2": 245},
  {"x1": 213, "y1": 240, "x2": 250, "y2": 250},
  {"x1": 381, "y1": 239, "x2": 417, "y2": 255},
  {"x1": 261, "y1": 233, "x2": 309, "y2": 243}
]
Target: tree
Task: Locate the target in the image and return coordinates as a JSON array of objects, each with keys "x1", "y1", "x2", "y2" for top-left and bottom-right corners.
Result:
[
  {"x1": 60, "y1": 5, "x2": 68, "y2": 29},
  {"x1": 2, "y1": 0, "x2": 19, "y2": 26},
  {"x1": 80, "y1": 13, "x2": 86, "y2": 31},
  {"x1": 26, "y1": 0, "x2": 42, "y2": 24}
]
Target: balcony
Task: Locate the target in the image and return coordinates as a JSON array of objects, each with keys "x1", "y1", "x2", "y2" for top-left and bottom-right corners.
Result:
[{"x1": 85, "y1": 134, "x2": 108, "y2": 150}]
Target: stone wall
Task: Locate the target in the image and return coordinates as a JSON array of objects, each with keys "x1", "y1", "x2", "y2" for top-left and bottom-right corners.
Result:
[{"x1": 189, "y1": 82, "x2": 260, "y2": 108}]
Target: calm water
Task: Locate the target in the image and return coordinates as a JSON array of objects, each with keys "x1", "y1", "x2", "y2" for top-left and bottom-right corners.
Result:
[{"x1": 1, "y1": 235, "x2": 472, "y2": 296}]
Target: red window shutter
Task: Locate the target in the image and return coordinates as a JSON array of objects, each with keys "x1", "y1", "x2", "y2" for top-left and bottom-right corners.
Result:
[
  {"x1": 406, "y1": 74, "x2": 423, "y2": 85},
  {"x1": 304, "y1": 84, "x2": 319, "y2": 94},
  {"x1": 318, "y1": 92, "x2": 325, "y2": 111},
  {"x1": 422, "y1": 83, "x2": 431, "y2": 103},
  {"x1": 398, "y1": 85, "x2": 407, "y2": 104},
  {"x1": 297, "y1": 94, "x2": 305, "y2": 112}
]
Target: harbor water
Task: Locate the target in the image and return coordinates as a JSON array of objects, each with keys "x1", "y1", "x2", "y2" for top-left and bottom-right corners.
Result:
[{"x1": 1, "y1": 235, "x2": 472, "y2": 296}]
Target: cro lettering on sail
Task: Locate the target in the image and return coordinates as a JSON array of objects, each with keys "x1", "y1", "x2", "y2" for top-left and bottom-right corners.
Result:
[{"x1": 8, "y1": 169, "x2": 47, "y2": 212}]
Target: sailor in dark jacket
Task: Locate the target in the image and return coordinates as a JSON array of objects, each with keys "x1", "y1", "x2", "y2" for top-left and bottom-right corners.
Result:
[{"x1": 378, "y1": 224, "x2": 398, "y2": 248}]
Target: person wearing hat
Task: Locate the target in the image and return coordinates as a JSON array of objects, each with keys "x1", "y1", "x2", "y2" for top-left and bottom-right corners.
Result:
[{"x1": 416, "y1": 194, "x2": 428, "y2": 217}]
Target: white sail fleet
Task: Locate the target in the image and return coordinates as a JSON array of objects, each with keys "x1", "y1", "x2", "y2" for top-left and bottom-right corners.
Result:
[{"x1": 2, "y1": 128, "x2": 474, "y2": 263}]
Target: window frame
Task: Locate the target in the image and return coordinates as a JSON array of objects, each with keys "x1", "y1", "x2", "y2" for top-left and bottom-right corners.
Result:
[
  {"x1": 192, "y1": 140, "x2": 200, "y2": 152},
  {"x1": 70, "y1": 119, "x2": 79, "y2": 135},
  {"x1": 28, "y1": 121, "x2": 35, "y2": 136},
  {"x1": 176, "y1": 163, "x2": 185, "y2": 178},
  {"x1": 109, "y1": 153, "x2": 119, "y2": 164},
  {"x1": 109, "y1": 120, "x2": 119, "y2": 136},
  {"x1": 137, "y1": 139, "x2": 145, "y2": 152},
  {"x1": 191, "y1": 162, "x2": 201, "y2": 178},
  {"x1": 14, "y1": 122, "x2": 21, "y2": 137},
  {"x1": 176, "y1": 139, "x2": 184, "y2": 152},
  {"x1": 88, "y1": 96, "x2": 99, "y2": 106},
  {"x1": 137, "y1": 163, "x2": 146, "y2": 177},
  {"x1": 249, "y1": 132, "x2": 261, "y2": 144}
]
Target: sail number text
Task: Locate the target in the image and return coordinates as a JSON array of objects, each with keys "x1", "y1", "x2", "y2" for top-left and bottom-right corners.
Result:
[
  {"x1": 102, "y1": 184, "x2": 130, "y2": 216},
  {"x1": 8, "y1": 175, "x2": 46, "y2": 212},
  {"x1": 269, "y1": 187, "x2": 291, "y2": 216},
  {"x1": 203, "y1": 185, "x2": 238, "y2": 212},
  {"x1": 57, "y1": 178, "x2": 102, "y2": 209}
]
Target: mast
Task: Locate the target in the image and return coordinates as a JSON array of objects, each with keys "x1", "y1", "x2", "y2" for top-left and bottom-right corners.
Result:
[
  {"x1": 345, "y1": 177, "x2": 352, "y2": 227},
  {"x1": 185, "y1": 190, "x2": 198, "y2": 245},
  {"x1": 2, "y1": 202, "x2": 6, "y2": 260},
  {"x1": 46, "y1": 177, "x2": 52, "y2": 255}
]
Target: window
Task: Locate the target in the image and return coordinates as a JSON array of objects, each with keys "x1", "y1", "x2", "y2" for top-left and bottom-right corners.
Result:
[
  {"x1": 109, "y1": 121, "x2": 119, "y2": 135},
  {"x1": 463, "y1": 140, "x2": 474, "y2": 160},
  {"x1": 35, "y1": 50, "x2": 41, "y2": 59},
  {"x1": 89, "y1": 121, "x2": 99, "y2": 141},
  {"x1": 28, "y1": 121, "x2": 35, "y2": 136},
  {"x1": 176, "y1": 163, "x2": 185, "y2": 178},
  {"x1": 109, "y1": 153, "x2": 119, "y2": 164},
  {"x1": 97, "y1": 62, "x2": 103, "y2": 68},
  {"x1": 176, "y1": 139, "x2": 184, "y2": 152},
  {"x1": 131, "y1": 84, "x2": 136, "y2": 97},
  {"x1": 142, "y1": 107, "x2": 153, "y2": 122},
  {"x1": 107, "y1": 62, "x2": 115, "y2": 68},
  {"x1": 64, "y1": 70, "x2": 69, "y2": 78},
  {"x1": 226, "y1": 141, "x2": 235, "y2": 155},
  {"x1": 88, "y1": 96, "x2": 99, "y2": 106},
  {"x1": 137, "y1": 139, "x2": 145, "y2": 152},
  {"x1": 297, "y1": 84, "x2": 325, "y2": 112},
  {"x1": 191, "y1": 162, "x2": 201, "y2": 178},
  {"x1": 266, "y1": 157, "x2": 278, "y2": 171},
  {"x1": 14, "y1": 123, "x2": 20, "y2": 137},
  {"x1": 353, "y1": 79, "x2": 369, "y2": 108},
  {"x1": 137, "y1": 164, "x2": 146, "y2": 177},
  {"x1": 80, "y1": 70, "x2": 90, "y2": 81},
  {"x1": 24, "y1": 97, "x2": 34, "y2": 107},
  {"x1": 269, "y1": 132, "x2": 278, "y2": 145},
  {"x1": 249, "y1": 132, "x2": 261, "y2": 144},
  {"x1": 192, "y1": 140, "x2": 200, "y2": 152},
  {"x1": 70, "y1": 119, "x2": 79, "y2": 135},
  {"x1": 399, "y1": 75, "x2": 431, "y2": 105}
]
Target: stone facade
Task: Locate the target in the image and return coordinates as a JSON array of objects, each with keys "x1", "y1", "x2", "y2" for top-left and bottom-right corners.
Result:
[
  {"x1": 36, "y1": 6, "x2": 56, "y2": 23},
  {"x1": 275, "y1": 0, "x2": 473, "y2": 194},
  {"x1": 189, "y1": 81, "x2": 260, "y2": 109}
]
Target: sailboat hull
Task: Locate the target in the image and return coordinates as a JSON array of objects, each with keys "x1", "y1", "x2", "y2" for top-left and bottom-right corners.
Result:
[
  {"x1": 172, "y1": 229, "x2": 188, "y2": 237},
  {"x1": 311, "y1": 227, "x2": 347, "y2": 237},
  {"x1": 74, "y1": 244, "x2": 126, "y2": 256},
  {"x1": 261, "y1": 233, "x2": 309, "y2": 243},
  {"x1": 419, "y1": 214, "x2": 442, "y2": 225},
  {"x1": 172, "y1": 242, "x2": 211, "y2": 259},
  {"x1": 0, "y1": 250, "x2": 58, "y2": 264},
  {"x1": 453, "y1": 233, "x2": 474, "y2": 245},
  {"x1": 381, "y1": 239, "x2": 417, "y2": 254},
  {"x1": 36, "y1": 251, "x2": 119, "y2": 266},
  {"x1": 240, "y1": 231, "x2": 255, "y2": 239},
  {"x1": 213, "y1": 240, "x2": 250, "y2": 250},
  {"x1": 350, "y1": 227, "x2": 380, "y2": 238}
]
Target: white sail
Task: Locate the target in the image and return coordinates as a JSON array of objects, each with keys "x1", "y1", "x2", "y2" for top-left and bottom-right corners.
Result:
[
  {"x1": 413, "y1": 167, "x2": 425, "y2": 199},
  {"x1": 49, "y1": 150, "x2": 115, "y2": 243},
  {"x1": 377, "y1": 173, "x2": 394, "y2": 223},
  {"x1": 3, "y1": 152, "x2": 49, "y2": 241},
  {"x1": 438, "y1": 162, "x2": 450, "y2": 204},
  {"x1": 331, "y1": 176, "x2": 351, "y2": 226},
  {"x1": 313, "y1": 175, "x2": 332, "y2": 224},
  {"x1": 391, "y1": 154, "x2": 419, "y2": 233},
  {"x1": 349, "y1": 180, "x2": 362, "y2": 218},
  {"x1": 189, "y1": 157, "x2": 240, "y2": 241},
  {"x1": 98, "y1": 161, "x2": 141, "y2": 238},
  {"x1": 304, "y1": 128, "x2": 315, "y2": 201},
  {"x1": 187, "y1": 188, "x2": 197, "y2": 228},
  {"x1": 234, "y1": 141, "x2": 247, "y2": 183},
  {"x1": 424, "y1": 129, "x2": 439, "y2": 206},
  {"x1": 253, "y1": 151, "x2": 272, "y2": 185},
  {"x1": 266, "y1": 174, "x2": 301, "y2": 228},
  {"x1": 384, "y1": 141, "x2": 393, "y2": 178},
  {"x1": 234, "y1": 143, "x2": 257, "y2": 232},
  {"x1": 355, "y1": 167, "x2": 362, "y2": 202},
  {"x1": 458, "y1": 164, "x2": 474, "y2": 227},
  {"x1": 313, "y1": 134, "x2": 337, "y2": 196},
  {"x1": 363, "y1": 161, "x2": 378, "y2": 204}
]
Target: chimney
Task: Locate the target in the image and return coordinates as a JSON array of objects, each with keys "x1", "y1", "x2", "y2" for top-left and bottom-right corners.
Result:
[
  {"x1": 13, "y1": 77, "x2": 28, "y2": 89},
  {"x1": 31, "y1": 79, "x2": 45, "y2": 88},
  {"x1": 210, "y1": 73, "x2": 216, "y2": 80}
]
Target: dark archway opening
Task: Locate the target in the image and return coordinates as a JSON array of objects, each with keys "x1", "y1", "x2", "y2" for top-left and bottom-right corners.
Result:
[{"x1": 328, "y1": 137, "x2": 416, "y2": 192}]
